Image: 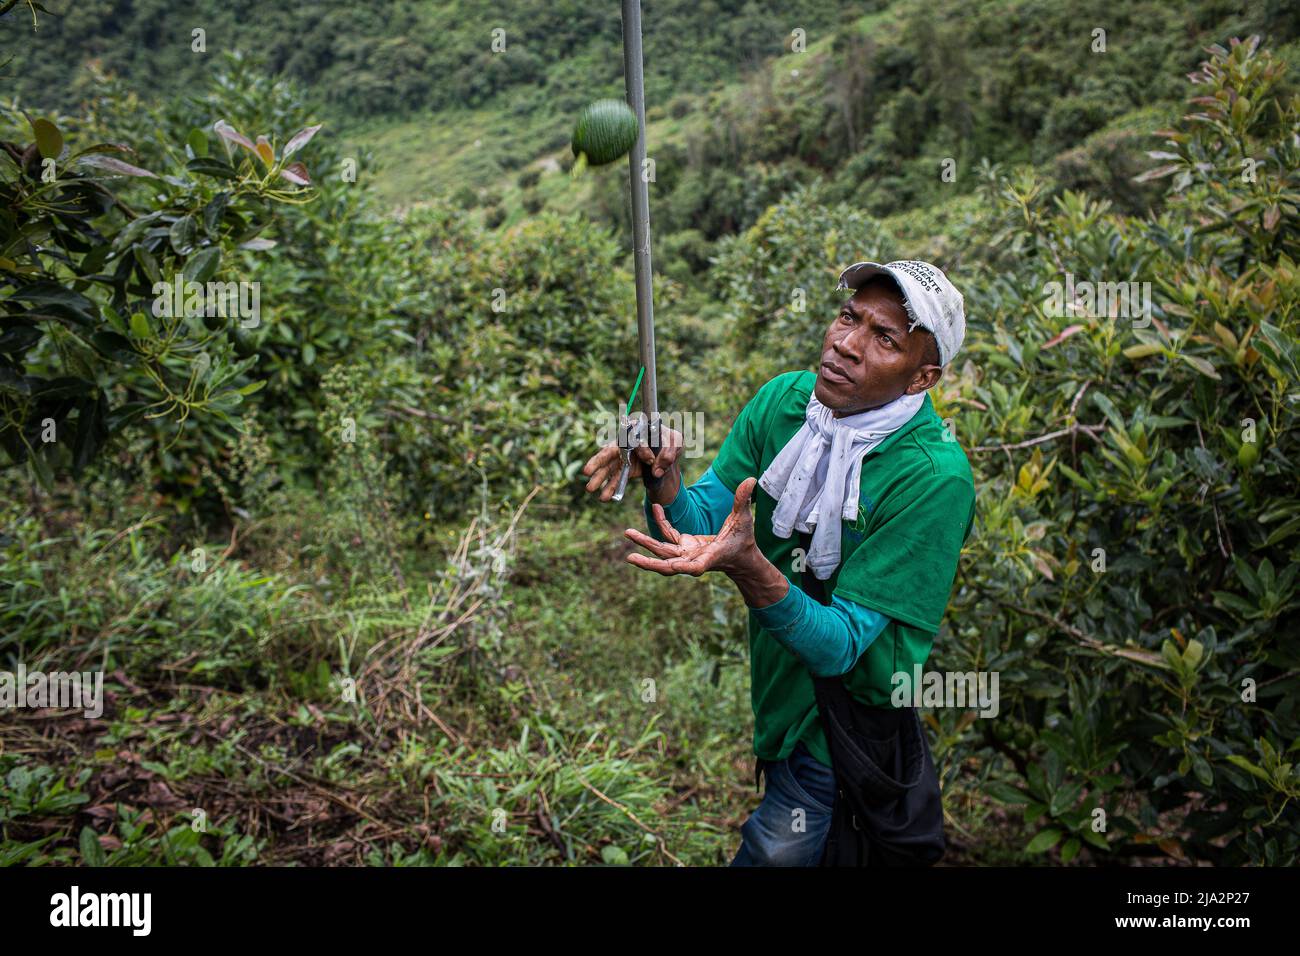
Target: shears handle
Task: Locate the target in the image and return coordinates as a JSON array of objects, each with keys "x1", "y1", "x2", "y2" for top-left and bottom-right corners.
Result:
[{"x1": 610, "y1": 415, "x2": 663, "y2": 502}]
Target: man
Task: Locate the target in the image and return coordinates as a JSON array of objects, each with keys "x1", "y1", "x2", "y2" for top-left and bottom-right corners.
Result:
[{"x1": 581, "y1": 259, "x2": 976, "y2": 866}]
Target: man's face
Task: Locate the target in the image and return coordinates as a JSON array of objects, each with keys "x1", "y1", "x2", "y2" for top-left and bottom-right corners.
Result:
[{"x1": 814, "y1": 281, "x2": 942, "y2": 416}]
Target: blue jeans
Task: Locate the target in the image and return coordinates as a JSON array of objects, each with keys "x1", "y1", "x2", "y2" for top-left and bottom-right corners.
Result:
[{"x1": 730, "y1": 741, "x2": 837, "y2": 866}]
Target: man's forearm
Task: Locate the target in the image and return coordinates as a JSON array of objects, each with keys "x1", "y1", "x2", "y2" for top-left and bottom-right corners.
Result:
[
  {"x1": 751, "y1": 587, "x2": 891, "y2": 677},
  {"x1": 726, "y1": 545, "x2": 790, "y2": 608}
]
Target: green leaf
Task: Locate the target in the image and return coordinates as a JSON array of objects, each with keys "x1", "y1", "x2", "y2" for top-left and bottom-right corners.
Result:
[
  {"x1": 1026, "y1": 828, "x2": 1062, "y2": 853},
  {"x1": 203, "y1": 192, "x2": 231, "y2": 237},
  {"x1": 0, "y1": 366, "x2": 33, "y2": 396},
  {"x1": 72, "y1": 396, "x2": 104, "y2": 477},
  {"x1": 111, "y1": 211, "x2": 160, "y2": 252},
  {"x1": 187, "y1": 128, "x2": 209, "y2": 158},
  {"x1": 1060, "y1": 837, "x2": 1081, "y2": 863},
  {"x1": 1123, "y1": 343, "x2": 1163, "y2": 359},
  {"x1": 0, "y1": 324, "x2": 43, "y2": 354},
  {"x1": 31, "y1": 377, "x2": 91, "y2": 400},
  {"x1": 69, "y1": 142, "x2": 133, "y2": 161},
  {"x1": 1023, "y1": 802, "x2": 1049, "y2": 824},
  {"x1": 1255, "y1": 322, "x2": 1298, "y2": 379},
  {"x1": 7, "y1": 283, "x2": 97, "y2": 324},
  {"x1": 186, "y1": 246, "x2": 221, "y2": 283},
  {"x1": 1049, "y1": 781, "x2": 1084, "y2": 817},
  {"x1": 133, "y1": 245, "x2": 161, "y2": 284},
  {"x1": 28, "y1": 444, "x2": 54, "y2": 492},
  {"x1": 90, "y1": 332, "x2": 136, "y2": 361},
  {"x1": 79, "y1": 826, "x2": 106, "y2": 866},
  {"x1": 985, "y1": 781, "x2": 1030, "y2": 804},
  {"x1": 31, "y1": 118, "x2": 63, "y2": 160},
  {"x1": 1056, "y1": 462, "x2": 1093, "y2": 492},
  {"x1": 187, "y1": 157, "x2": 238, "y2": 180},
  {"x1": 170, "y1": 216, "x2": 198, "y2": 256},
  {"x1": 1211, "y1": 590, "x2": 1257, "y2": 616},
  {"x1": 1226, "y1": 755, "x2": 1270, "y2": 783},
  {"x1": 1233, "y1": 556, "x2": 1262, "y2": 595},
  {"x1": 1080, "y1": 827, "x2": 1109, "y2": 851},
  {"x1": 1263, "y1": 515, "x2": 1300, "y2": 546},
  {"x1": 1090, "y1": 391, "x2": 1126, "y2": 430},
  {"x1": 600, "y1": 845, "x2": 629, "y2": 866},
  {"x1": 1180, "y1": 354, "x2": 1220, "y2": 379},
  {"x1": 1191, "y1": 754, "x2": 1214, "y2": 787}
]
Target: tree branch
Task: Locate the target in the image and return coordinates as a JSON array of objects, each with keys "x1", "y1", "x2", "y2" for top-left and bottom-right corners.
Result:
[{"x1": 972, "y1": 422, "x2": 1105, "y2": 454}]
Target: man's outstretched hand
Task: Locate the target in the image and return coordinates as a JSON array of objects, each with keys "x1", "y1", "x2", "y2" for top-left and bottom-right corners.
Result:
[
  {"x1": 623, "y1": 476, "x2": 790, "y2": 607},
  {"x1": 623, "y1": 477, "x2": 760, "y2": 577}
]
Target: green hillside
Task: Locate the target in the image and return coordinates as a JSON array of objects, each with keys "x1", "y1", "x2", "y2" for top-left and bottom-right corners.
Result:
[
  {"x1": 332, "y1": 0, "x2": 1300, "y2": 268},
  {"x1": 13, "y1": 0, "x2": 1299, "y2": 235}
]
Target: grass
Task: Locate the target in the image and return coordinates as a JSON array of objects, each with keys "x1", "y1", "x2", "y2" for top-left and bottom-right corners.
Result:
[
  {"x1": 1, "y1": 478, "x2": 1041, "y2": 866},
  {"x1": 0, "y1": 444, "x2": 1045, "y2": 868},
  {"x1": 0, "y1": 485, "x2": 761, "y2": 866}
]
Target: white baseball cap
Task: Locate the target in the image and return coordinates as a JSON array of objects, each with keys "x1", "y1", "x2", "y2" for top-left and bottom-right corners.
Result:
[{"x1": 836, "y1": 259, "x2": 966, "y2": 367}]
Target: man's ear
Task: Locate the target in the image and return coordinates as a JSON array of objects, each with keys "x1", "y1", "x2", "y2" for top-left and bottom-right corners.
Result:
[{"x1": 905, "y1": 364, "x2": 942, "y2": 394}]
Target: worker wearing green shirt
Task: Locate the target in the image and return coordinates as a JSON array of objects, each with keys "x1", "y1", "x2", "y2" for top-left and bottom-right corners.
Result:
[{"x1": 582, "y1": 259, "x2": 975, "y2": 866}]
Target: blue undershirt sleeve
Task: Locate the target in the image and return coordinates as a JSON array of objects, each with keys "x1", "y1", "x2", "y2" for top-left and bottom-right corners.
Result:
[
  {"x1": 751, "y1": 588, "x2": 890, "y2": 678},
  {"x1": 644, "y1": 465, "x2": 735, "y2": 540}
]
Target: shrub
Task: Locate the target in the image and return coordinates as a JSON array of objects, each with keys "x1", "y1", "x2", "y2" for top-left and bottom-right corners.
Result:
[
  {"x1": 943, "y1": 38, "x2": 1300, "y2": 865},
  {"x1": 0, "y1": 93, "x2": 316, "y2": 491}
]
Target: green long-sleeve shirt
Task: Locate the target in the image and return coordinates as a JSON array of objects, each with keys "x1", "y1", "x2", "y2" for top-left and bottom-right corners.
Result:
[{"x1": 653, "y1": 371, "x2": 976, "y2": 767}]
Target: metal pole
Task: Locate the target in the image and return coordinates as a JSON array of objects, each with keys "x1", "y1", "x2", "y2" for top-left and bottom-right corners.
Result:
[{"x1": 621, "y1": 0, "x2": 658, "y2": 429}]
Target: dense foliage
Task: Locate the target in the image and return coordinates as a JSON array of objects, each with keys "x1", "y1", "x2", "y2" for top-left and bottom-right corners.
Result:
[
  {"x1": 0, "y1": 73, "x2": 318, "y2": 492},
  {"x1": 8, "y1": 0, "x2": 858, "y2": 119}
]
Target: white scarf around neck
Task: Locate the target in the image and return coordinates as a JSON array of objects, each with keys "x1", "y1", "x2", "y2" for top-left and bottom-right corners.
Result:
[{"x1": 757, "y1": 389, "x2": 925, "y2": 580}]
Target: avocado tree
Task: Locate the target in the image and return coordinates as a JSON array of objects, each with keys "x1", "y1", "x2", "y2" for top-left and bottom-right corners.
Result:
[
  {"x1": 0, "y1": 0, "x2": 324, "y2": 493},
  {"x1": 0, "y1": 101, "x2": 319, "y2": 489},
  {"x1": 946, "y1": 36, "x2": 1299, "y2": 865}
]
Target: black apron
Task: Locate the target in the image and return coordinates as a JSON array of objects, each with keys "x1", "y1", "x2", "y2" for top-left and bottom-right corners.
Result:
[{"x1": 793, "y1": 530, "x2": 947, "y2": 867}]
